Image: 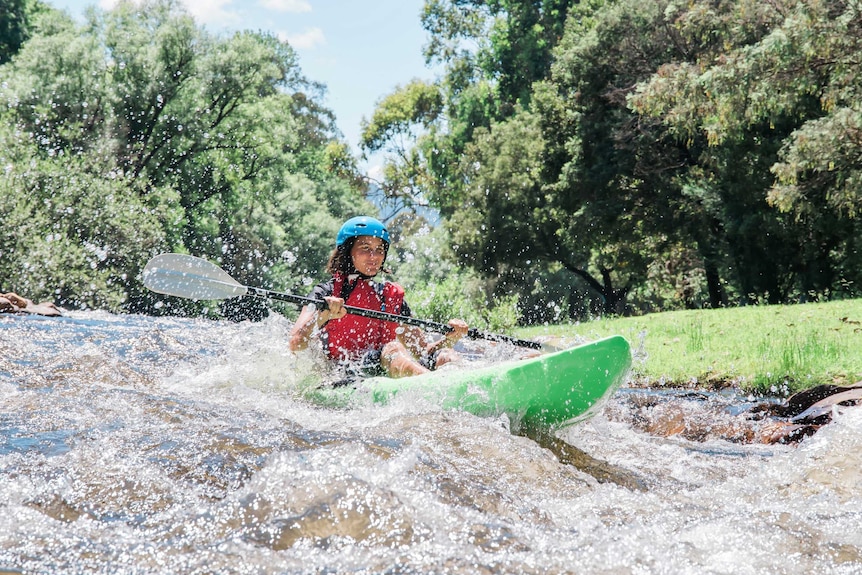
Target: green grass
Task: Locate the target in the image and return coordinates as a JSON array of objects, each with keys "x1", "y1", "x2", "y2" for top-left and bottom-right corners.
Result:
[{"x1": 518, "y1": 299, "x2": 862, "y2": 394}]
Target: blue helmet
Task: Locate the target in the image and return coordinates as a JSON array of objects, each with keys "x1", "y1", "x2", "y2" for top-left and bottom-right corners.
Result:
[{"x1": 336, "y1": 216, "x2": 390, "y2": 246}]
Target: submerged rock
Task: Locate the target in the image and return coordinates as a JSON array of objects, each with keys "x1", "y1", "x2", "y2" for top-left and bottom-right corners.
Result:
[
  {"x1": 0, "y1": 292, "x2": 63, "y2": 317},
  {"x1": 748, "y1": 383, "x2": 862, "y2": 444},
  {"x1": 608, "y1": 382, "x2": 862, "y2": 446}
]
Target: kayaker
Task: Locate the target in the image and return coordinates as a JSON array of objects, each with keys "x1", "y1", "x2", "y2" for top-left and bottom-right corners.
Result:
[{"x1": 288, "y1": 216, "x2": 469, "y2": 378}]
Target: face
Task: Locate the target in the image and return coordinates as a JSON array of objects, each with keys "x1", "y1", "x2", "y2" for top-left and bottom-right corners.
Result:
[{"x1": 350, "y1": 236, "x2": 386, "y2": 276}]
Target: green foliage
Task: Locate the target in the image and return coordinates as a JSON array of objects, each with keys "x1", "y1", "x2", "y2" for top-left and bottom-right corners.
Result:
[
  {"x1": 365, "y1": 0, "x2": 862, "y2": 322},
  {"x1": 0, "y1": 0, "x2": 28, "y2": 64},
  {"x1": 449, "y1": 110, "x2": 548, "y2": 270},
  {"x1": 361, "y1": 80, "x2": 444, "y2": 153},
  {"x1": 422, "y1": 0, "x2": 490, "y2": 67},
  {"x1": 0, "y1": 0, "x2": 363, "y2": 314},
  {"x1": 626, "y1": 239, "x2": 710, "y2": 313},
  {"x1": 6, "y1": 0, "x2": 862, "y2": 325},
  {"x1": 410, "y1": 0, "x2": 862, "y2": 316},
  {"x1": 770, "y1": 105, "x2": 862, "y2": 219},
  {"x1": 0, "y1": 0, "x2": 48, "y2": 64},
  {"x1": 358, "y1": 81, "x2": 446, "y2": 211},
  {"x1": 385, "y1": 217, "x2": 458, "y2": 288},
  {"x1": 410, "y1": 273, "x2": 521, "y2": 332},
  {"x1": 423, "y1": 0, "x2": 571, "y2": 108},
  {"x1": 384, "y1": 221, "x2": 519, "y2": 331},
  {"x1": 0, "y1": 146, "x2": 175, "y2": 309},
  {"x1": 370, "y1": 0, "x2": 570, "y2": 222},
  {"x1": 628, "y1": 0, "x2": 862, "y2": 304}
]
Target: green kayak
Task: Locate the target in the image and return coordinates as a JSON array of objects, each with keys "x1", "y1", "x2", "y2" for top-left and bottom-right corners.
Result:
[{"x1": 306, "y1": 335, "x2": 631, "y2": 429}]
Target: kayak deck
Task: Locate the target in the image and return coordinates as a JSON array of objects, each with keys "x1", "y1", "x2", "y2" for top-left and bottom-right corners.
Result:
[{"x1": 305, "y1": 335, "x2": 632, "y2": 429}]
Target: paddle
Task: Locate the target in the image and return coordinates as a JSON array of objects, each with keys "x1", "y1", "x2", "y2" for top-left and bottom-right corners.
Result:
[{"x1": 142, "y1": 253, "x2": 549, "y2": 350}]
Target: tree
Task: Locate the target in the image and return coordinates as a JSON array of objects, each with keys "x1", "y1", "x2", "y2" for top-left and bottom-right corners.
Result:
[
  {"x1": 0, "y1": 0, "x2": 364, "y2": 314},
  {"x1": 631, "y1": 0, "x2": 862, "y2": 301},
  {"x1": 422, "y1": 0, "x2": 572, "y2": 108},
  {"x1": 0, "y1": 0, "x2": 42, "y2": 64},
  {"x1": 448, "y1": 105, "x2": 645, "y2": 315},
  {"x1": 360, "y1": 79, "x2": 444, "y2": 210},
  {"x1": 363, "y1": 1, "x2": 595, "y2": 317}
]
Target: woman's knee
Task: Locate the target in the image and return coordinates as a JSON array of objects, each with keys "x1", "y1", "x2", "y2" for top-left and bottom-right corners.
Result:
[
  {"x1": 434, "y1": 348, "x2": 462, "y2": 367},
  {"x1": 381, "y1": 340, "x2": 408, "y2": 358},
  {"x1": 381, "y1": 341, "x2": 428, "y2": 377}
]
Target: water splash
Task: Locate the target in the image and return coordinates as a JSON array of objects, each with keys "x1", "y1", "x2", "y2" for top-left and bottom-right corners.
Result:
[{"x1": 1, "y1": 312, "x2": 860, "y2": 574}]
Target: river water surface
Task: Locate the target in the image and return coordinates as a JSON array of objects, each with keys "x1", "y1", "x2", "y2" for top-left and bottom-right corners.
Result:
[{"x1": 1, "y1": 312, "x2": 860, "y2": 574}]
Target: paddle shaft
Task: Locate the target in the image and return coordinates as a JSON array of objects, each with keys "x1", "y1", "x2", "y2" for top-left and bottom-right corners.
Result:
[
  {"x1": 245, "y1": 286, "x2": 542, "y2": 349},
  {"x1": 142, "y1": 253, "x2": 544, "y2": 350}
]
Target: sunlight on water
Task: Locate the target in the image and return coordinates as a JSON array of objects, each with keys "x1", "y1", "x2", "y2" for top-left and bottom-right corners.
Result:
[{"x1": 1, "y1": 312, "x2": 860, "y2": 574}]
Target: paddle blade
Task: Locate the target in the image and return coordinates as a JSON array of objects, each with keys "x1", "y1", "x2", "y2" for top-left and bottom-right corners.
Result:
[{"x1": 143, "y1": 253, "x2": 248, "y2": 300}]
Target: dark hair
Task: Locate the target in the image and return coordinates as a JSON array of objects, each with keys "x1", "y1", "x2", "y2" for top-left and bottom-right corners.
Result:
[{"x1": 326, "y1": 238, "x2": 356, "y2": 275}]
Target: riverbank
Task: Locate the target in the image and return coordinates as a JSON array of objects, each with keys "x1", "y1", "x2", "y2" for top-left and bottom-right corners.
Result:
[{"x1": 520, "y1": 299, "x2": 862, "y2": 394}]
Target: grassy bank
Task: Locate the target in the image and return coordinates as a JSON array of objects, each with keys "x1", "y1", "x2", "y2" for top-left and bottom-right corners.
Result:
[{"x1": 520, "y1": 299, "x2": 862, "y2": 394}]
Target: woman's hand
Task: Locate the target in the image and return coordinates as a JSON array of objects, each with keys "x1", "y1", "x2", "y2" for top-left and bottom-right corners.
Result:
[
  {"x1": 414, "y1": 318, "x2": 469, "y2": 360},
  {"x1": 444, "y1": 318, "x2": 469, "y2": 345},
  {"x1": 289, "y1": 297, "x2": 347, "y2": 352},
  {"x1": 317, "y1": 296, "x2": 347, "y2": 327}
]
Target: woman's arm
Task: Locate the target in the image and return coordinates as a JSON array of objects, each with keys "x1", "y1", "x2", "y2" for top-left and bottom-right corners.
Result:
[
  {"x1": 425, "y1": 319, "x2": 469, "y2": 354},
  {"x1": 288, "y1": 297, "x2": 347, "y2": 351},
  {"x1": 397, "y1": 318, "x2": 469, "y2": 358},
  {"x1": 397, "y1": 325, "x2": 428, "y2": 357}
]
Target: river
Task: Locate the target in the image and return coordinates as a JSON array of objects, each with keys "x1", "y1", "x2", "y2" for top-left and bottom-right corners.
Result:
[{"x1": 1, "y1": 311, "x2": 860, "y2": 574}]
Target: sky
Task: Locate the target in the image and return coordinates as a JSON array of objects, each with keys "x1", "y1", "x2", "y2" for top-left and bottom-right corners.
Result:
[{"x1": 44, "y1": 0, "x2": 440, "y2": 172}]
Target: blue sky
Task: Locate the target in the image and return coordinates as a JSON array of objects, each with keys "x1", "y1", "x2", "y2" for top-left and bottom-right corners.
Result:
[{"x1": 45, "y1": 0, "x2": 439, "y2": 172}]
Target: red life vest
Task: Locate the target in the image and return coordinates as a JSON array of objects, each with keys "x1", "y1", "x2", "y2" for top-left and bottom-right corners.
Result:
[{"x1": 322, "y1": 274, "x2": 406, "y2": 361}]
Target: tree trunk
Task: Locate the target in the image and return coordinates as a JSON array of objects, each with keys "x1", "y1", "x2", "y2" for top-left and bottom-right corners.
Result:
[
  {"x1": 704, "y1": 258, "x2": 726, "y2": 308},
  {"x1": 561, "y1": 261, "x2": 631, "y2": 316}
]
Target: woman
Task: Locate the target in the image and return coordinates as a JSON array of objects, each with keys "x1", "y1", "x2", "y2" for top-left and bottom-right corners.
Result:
[{"x1": 289, "y1": 216, "x2": 468, "y2": 378}]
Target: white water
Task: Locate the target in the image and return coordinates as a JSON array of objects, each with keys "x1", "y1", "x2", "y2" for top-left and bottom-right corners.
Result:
[{"x1": 1, "y1": 312, "x2": 860, "y2": 574}]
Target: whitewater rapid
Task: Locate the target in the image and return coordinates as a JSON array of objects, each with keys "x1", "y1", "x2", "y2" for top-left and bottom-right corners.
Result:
[{"x1": 1, "y1": 312, "x2": 860, "y2": 574}]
